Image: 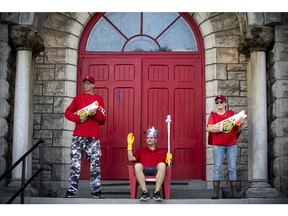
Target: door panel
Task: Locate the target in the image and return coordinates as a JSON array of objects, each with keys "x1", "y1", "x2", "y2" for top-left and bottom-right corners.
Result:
[
  {"x1": 142, "y1": 58, "x2": 203, "y2": 179},
  {"x1": 79, "y1": 57, "x2": 141, "y2": 179}
]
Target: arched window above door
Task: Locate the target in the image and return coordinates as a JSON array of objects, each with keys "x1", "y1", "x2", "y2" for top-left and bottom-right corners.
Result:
[{"x1": 86, "y1": 12, "x2": 198, "y2": 52}]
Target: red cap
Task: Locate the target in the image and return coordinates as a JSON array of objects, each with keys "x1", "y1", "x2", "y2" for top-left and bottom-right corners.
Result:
[
  {"x1": 83, "y1": 75, "x2": 95, "y2": 84},
  {"x1": 215, "y1": 94, "x2": 226, "y2": 101}
]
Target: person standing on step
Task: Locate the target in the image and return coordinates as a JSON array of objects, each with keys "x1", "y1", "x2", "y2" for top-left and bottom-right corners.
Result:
[
  {"x1": 63, "y1": 75, "x2": 106, "y2": 199},
  {"x1": 127, "y1": 126, "x2": 172, "y2": 201},
  {"x1": 207, "y1": 94, "x2": 243, "y2": 199}
]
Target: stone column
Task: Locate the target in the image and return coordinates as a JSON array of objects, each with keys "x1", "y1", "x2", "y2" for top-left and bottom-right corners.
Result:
[
  {"x1": 239, "y1": 26, "x2": 278, "y2": 198},
  {"x1": 9, "y1": 25, "x2": 44, "y2": 180},
  {"x1": 246, "y1": 58, "x2": 252, "y2": 182}
]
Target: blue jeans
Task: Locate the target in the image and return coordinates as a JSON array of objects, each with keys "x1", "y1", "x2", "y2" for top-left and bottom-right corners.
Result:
[{"x1": 213, "y1": 145, "x2": 237, "y2": 181}]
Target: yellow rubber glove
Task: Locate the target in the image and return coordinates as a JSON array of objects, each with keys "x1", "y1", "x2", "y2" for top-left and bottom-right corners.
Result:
[
  {"x1": 127, "y1": 133, "x2": 134, "y2": 151},
  {"x1": 165, "y1": 152, "x2": 172, "y2": 164}
]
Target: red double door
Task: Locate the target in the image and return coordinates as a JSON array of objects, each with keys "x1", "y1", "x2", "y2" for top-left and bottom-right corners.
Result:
[{"x1": 79, "y1": 54, "x2": 205, "y2": 180}]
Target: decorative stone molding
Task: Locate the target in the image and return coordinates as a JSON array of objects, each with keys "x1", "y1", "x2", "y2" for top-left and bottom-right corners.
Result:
[
  {"x1": 9, "y1": 24, "x2": 45, "y2": 56},
  {"x1": 238, "y1": 25, "x2": 274, "y2": 57}
]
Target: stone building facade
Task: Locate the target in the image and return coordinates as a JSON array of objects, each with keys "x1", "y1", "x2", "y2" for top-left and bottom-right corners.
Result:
[{"x1": 0, "y1": 12, "x2": 287, "y2": 198}]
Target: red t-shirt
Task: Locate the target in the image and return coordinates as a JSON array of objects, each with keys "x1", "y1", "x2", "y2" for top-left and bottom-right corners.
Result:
[
  {"x1": 64, "y1": 93, "x2": 106, "y2": 138},
  {"x1": 134, "y1": 146, "x2": 166, "y2": 167},
  {"x1": 208, "y1": 110, "x2": 239, "y2": 145}
]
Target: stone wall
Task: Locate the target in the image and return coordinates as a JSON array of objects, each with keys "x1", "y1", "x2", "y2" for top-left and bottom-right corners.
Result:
[
  {"x1": 198, "y1": 13, "x2": 248, "y2": 194},
  {"x1": 267, "y1": 14, "x2": 288, "y2": 197},
  {"x1": 32, "y1": 13, "x2": 91, "y2": 196},
  {"x1": 0, "y1": 12, "x2": 47, "y2": 191},
  {"x1": 0, "y1": 23, "x2": 15, "y2": 188}
]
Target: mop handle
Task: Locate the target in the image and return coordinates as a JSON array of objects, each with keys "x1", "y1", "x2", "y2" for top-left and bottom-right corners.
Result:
[{"x1": 165, "y1": 115, "x2": 172, "y2": 166}]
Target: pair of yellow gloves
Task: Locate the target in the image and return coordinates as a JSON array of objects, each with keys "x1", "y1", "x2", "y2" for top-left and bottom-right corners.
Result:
[{"x1": 127, "y1": 133, "x2": 172, "y2": 164}]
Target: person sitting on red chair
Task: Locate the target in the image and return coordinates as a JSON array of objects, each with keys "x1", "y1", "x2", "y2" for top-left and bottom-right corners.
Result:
[{"x1": 127, "y1": 126, "x2": 172, "y2": 201}]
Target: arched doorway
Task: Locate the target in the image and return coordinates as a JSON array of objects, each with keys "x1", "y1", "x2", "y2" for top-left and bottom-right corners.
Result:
[{"x1": 78, "y1": 12, "x2": 205, "y2": 180}]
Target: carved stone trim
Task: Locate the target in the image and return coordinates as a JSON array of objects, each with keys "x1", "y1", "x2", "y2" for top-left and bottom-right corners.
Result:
[
  {"x1": 9, "y1": 24, "x2": 45, "y2": 56},
  {"x1": 238, "y1": 25, "x2": 274, "y2": 57}
]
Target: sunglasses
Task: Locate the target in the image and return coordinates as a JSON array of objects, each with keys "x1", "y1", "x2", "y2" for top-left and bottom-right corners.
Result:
[
  {"x1": 215, "y1": 101, "x2": 224, "y2": 104},
  {"x1": 83, "y1": 81, "x2": 92, "y2": 85}
]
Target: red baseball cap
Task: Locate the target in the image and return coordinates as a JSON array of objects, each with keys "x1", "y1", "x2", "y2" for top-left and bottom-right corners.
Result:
[
  {"x1": 83, "y1": 75, "x2": 95, "y2": 84},
  {"x1": 215, "y1": 94, "x2": 227, "y2": 101}
]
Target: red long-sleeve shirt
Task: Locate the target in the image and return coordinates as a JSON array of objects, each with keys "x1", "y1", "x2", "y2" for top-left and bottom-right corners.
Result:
[{"x1": 64, "y1": 93, "x2": 106, "y2": 138}]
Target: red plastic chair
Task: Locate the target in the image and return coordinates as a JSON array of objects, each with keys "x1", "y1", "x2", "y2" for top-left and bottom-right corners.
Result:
[{"x1": 127, "y1": 165, "x2": 172, "y2": 199}]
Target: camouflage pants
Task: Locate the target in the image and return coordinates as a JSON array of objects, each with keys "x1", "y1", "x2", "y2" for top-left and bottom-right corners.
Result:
[{"x1": 67, "y1": 136, "x2": 102, "y2": 194}]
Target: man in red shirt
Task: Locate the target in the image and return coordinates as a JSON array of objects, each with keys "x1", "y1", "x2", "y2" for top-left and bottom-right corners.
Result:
[
  {"x1": 63, "y1": 75, "x2": 106, "y2": 199},
  {"x1": 127, "y1": 126, "x2": 172, "y2": 201}
]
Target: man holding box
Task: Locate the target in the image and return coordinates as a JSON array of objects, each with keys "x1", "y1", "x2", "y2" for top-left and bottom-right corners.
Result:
[{"x1": 63, "y1": 75, "x2": 106, "y2": 198}]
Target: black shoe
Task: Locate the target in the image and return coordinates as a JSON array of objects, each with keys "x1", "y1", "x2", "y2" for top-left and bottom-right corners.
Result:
[
  {"x1": 211, "y1": 185, "x2": 220, "y2": 199},
  {"x1": 63, "y1": 191, "x2": 76, "y2": 198},
  {"x1": 92, "y1": 191, "x2": 104, "y2": 199},
  {"x1": 140, "y1": 191, "x2": 150, "y2": 201},
  {"x1": 153, "y1": 191, "x2": 163, "y2": 201}
]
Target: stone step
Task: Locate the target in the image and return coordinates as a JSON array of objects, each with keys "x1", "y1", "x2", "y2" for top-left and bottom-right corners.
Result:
[
  {"x1": 3, "y1": 180, "x2": 287, "y2": 203},
  {"x1": 73, "y1": 179, "x2": 210, "y2": 199},
  {"x1": 79, "y1": 179, "x2": 208, "y2": 190},
  {"x1": 76, "y1": 189, "x2": 217, "y2": 199},
  {"x1": 0, "y1": 180, "x2": 218, "y2": 201},
  {"x1": 1, "y1": 196, "x2": 288, "y2": 204},
  {"x1": 1, "y1": 179, "x2": 288, "y2": 204}
]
